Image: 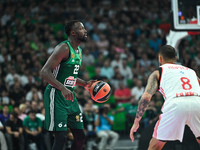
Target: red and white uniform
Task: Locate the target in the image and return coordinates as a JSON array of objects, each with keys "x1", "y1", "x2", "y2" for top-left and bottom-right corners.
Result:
[{"x1": 153, "y1": 63, "x2": 200, "y2": 142}]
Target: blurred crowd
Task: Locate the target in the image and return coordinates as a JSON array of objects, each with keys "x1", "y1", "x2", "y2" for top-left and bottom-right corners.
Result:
[{"x1": 0, "y1": 0, "x2": 200, "y2": 150}]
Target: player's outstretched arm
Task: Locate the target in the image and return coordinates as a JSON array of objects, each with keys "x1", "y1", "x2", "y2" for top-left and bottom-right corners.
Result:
[
  {"x1": 76, "y1": 78, "x2": 97, "y2": 91},
  {"x1": 130, "y1": 70, "x2": 159, "y2": 142}
]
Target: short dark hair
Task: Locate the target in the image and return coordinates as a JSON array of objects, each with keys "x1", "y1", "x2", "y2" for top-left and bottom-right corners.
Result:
[
  {"x1": 65, "y1": 20, "x2": 80, "y2": 36},
  {"x1": 11, "y1": 112, "x2": 18, "y2": 119},
  {"x1": 28, "y1": 109, "x2": 36, "y2": 115},
  {"x1": 3, "y1": 104, "x2": 9, "y2": 108},
  {"x1": 159, "y1": 45, "x2": 176, "y2": 60}
]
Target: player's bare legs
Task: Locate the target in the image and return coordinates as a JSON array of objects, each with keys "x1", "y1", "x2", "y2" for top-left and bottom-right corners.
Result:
[{"x1": 148, "y1": 137, "x2": 166, "y2": 150}]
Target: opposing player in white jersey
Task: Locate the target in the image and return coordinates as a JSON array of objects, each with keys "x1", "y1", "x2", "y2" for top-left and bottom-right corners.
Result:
[{"x1": 130, "y1": 45, "x2": 200, "y2": 150}]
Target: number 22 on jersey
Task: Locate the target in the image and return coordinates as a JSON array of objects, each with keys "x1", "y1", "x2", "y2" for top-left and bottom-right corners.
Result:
[{"x1": 73, "y1": 65, "x2": 79, "y2": 74}]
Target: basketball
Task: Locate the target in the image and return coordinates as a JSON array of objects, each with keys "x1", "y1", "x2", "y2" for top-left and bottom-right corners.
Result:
[{"x1": 90, "y1": 81, "x2": 111, "y2": 103}]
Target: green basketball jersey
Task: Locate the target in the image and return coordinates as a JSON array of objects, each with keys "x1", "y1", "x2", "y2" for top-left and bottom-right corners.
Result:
[
  {"x1": 52, "y1": 40, "x2": 82, "y2": 91},
  {"x1": 44, "y1": 40, "x2": 84, "y2": 131}
]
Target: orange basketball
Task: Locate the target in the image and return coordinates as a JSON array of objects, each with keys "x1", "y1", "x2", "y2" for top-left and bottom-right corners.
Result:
[{"x1": 90, "y1": 81, "x2": 111, "y2": 103}]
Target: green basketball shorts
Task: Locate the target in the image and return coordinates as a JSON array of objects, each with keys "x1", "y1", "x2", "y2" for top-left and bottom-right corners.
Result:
[{"x1": 44, "y1": 85, "x2": 84, "y2": 131}]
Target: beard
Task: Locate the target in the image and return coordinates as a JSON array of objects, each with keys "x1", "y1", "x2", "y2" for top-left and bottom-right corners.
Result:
[{"x1": 77, "y1": 33, "x2": 87, "y2": 42}]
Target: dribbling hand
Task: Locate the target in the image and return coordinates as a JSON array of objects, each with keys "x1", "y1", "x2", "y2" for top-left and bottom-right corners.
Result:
[
  {"x1": 84, "y1": 80, "x2": 97, "y2": 92},
  {"x1": 61, "y1": 87, "x2": 74, "y2": 101}
]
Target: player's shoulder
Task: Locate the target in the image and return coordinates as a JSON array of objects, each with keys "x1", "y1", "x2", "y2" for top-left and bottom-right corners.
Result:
[{"x1": 55, "y1": 42, "x2": 69, "y2": 51}]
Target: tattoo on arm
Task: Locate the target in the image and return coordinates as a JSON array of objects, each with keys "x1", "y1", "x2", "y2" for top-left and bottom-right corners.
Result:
[
  {"x1": 145, "y1": 71, "x2": 158, "y2": 95},
  {"x1": 136, "y1": 98, "x2": 149, "y2": 119},
  {"x1": 135, "y1": 71, "x2": 159, "y2": 120}
]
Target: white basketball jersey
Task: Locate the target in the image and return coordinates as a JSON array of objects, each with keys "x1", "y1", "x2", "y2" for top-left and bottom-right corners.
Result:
[{"x1": 159, "y1": 64, "x2": 200, "y2": 101}]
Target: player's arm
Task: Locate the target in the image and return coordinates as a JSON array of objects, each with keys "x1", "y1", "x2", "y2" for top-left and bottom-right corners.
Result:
[
  {"x1": 76, "y1": 78, "x2": 87, "y2": 87},
  {"x1": 130, "y1": 70, "x2": 159, "y2": 142},
  {"x1": 134, "y1": 70, "x2": 159, "y2": 123},
  {"x1": 40, "y1": 43, "x2": 74, "y2": 100},
  {"x1": 76, "y1": 78, "x2": 97, "y2": 91},
  {"x1": 40, "y1": 43, "x2": 69, "y2": 90}
]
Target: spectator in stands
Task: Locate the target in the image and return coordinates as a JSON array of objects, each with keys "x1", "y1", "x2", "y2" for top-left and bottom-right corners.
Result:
[
  {"x1": 83, "y1": 103, "x2": 96, "y2": 136},
  {"x1": 136, "y1": 66, "x2": 148, "y2": 81},
  {"x1": 5, "y1": 67, "x2": 20, "y2": 88},
  {"x1": 0, "y1": 90, "x2": 10, "y2": 105},
  {"x1": 194, "y1": 52, "x2": 200, "y2": 66},
  {"x1": 100, "y1": 59, "x2": 114, "y2": 80},
  {"x1": 0, "y1": 121, "x2": 8, "y2": 150},
  {"x1": 82, "y1": 49, "x2": 95, "y2": 66},
  {"x1": 131, "y1": 79, "x2": 144, "y2": 101},
  {"x1": 148, "y1": 33, "x2": 162, "y2": 52},
  {"x1": 114, "y1": 81, "x2": 132, "y2": 104},
  {"x1": 36, "y1": 107, "x2": 52, "y2": 150},
  {"x1": 143, "y1": 100, "x2": 158, "y2": 128},
  {"x1": 95, "y1": 104, "x2": 119, "y2": 150},
  {"x1": 136, "y1": 53, "x2": 151, "y2": 72},
  {"x1": 0, "y1": 80, "x2": 7, "y2": 94},
  {"x1": 83, "y1": 103, "x2": 97, "y2": 149},
  {"x1": 5, "y1": 112, "x2": 24, "y2": 150},
  {"x1": 25, "y1": 85, "x2": 43, "y2": 102},
  {"x1": 29, "y1": 100, "x2": 41, "y2": 113},
  {"x1": 87, "y1": 99, "x2": 99, "y2": 114},
  {"x1": 47, "y1": 40, "x2": 57, "y2": 55},
  {"x1": 137, "y1": 33, "x2": 149, "y2": 50},
  {"x1": 119, "y1": 58, "x2": 133, "y2": 81},
  {"x1": 91, "y1": 66, "x2": 103, "y2": 81},
  {"x1": 112, "y1": 98, "x2": 138, "y2": 132},
  {"x1": 20, "y1": 69, "x2": 30, "y2": 87},
  {"x1": 96, "y1": 34, "x2": 109, "y2": 56},
  {"x1": 23, "y1": 110, "x2": 44, "y2": 150},
  {"x1": 110, "y1": 66, "x2": 127, "y2": 90},
  {"x1": 13, "y1": 105, "x2": 27, "y2": 121},
  {"x1": 95, "y1": 53, "x2": 105, "y2": 67},
  {"x1": 20, "y1": 104, "x2": 28, "y2": 120},
  {"x1": 0, "y1": 104, "x2": 10, "y2": 125},
  {"x1": 110, "y1": 53, "x2": 121, "y2": 69},
  {"x1": 9, "y1": 81, "x2": 24, "y2": 107},
  {"x1": 24, "y1": 75, "x2": 35, "y2": 93}
]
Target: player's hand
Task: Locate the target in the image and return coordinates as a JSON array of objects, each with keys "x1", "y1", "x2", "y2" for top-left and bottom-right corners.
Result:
[
  {"x1": 84, "y1": 80, "x2": 97, "y2": 92},
  {"x1": 130, "y1": 122, "x2": 140, "y2": 142},
  {"x1": 61, "y1": 87, "x2": 74, "y2": 101}
]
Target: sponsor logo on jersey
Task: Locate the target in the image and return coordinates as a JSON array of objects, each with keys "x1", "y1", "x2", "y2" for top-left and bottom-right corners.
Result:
[
  {"x1": 72, "y1": 54, "x2": 75, "y2": 58},
  {"x1": 64, "y1": 76, "x2": 76, "y2": 87}
]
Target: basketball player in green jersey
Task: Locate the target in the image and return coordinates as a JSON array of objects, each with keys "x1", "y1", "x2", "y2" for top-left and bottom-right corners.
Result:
[{"x1": 40, "y1": 20, "x2": 96, "y2": 150}]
